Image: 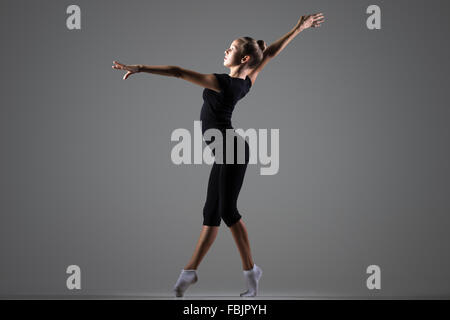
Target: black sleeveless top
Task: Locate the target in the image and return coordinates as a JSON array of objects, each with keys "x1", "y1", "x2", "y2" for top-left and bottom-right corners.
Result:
[{"x1": 200, "y1": 73, "x2": 252, "y2": 136}]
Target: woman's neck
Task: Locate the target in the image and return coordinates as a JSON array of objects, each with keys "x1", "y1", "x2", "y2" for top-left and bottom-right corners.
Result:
[{"x1": 228, "y1": 66, "x2": 247, "y2": 79}]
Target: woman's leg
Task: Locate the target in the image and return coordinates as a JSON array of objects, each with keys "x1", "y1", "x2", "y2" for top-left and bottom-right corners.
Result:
[
  {"x1": 174, "y1": 226, "x2": 218, "y2": 296},
  {"x1": 220, "y1": 135, "x2": 254, "y2": 270},
  {"x1": 184, "y1": 161, "x2": 222, "y2": 270},
  {"x1": 184, "y1": 225, "x2": 219, "y2": 270},
  {"x1": 230, "y1": 218, "x2": 262, "y2": 297},
  {"x1": 229, "y1": 218, "x2": 254, "y2": 270}
]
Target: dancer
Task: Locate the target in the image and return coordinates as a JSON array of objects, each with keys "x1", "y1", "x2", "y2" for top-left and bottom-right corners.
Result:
[{"x1": 112, "y1": 13, "x2": 325, "y2": 297}]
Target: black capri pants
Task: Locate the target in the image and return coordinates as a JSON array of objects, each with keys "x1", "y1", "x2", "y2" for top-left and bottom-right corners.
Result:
[{"x1": 202, "y1": 129, "x2": 250, "y2": 227}]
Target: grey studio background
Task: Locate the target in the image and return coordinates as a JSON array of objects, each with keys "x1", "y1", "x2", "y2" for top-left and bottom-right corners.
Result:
[{"x1": 1, "y1": 0, "x2": 449, "y2": 299}]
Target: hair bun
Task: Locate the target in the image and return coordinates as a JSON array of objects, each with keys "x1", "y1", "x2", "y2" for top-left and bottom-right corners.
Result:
[{"x1": 256, "y1": 40, "x2": 267, "y2": 52}]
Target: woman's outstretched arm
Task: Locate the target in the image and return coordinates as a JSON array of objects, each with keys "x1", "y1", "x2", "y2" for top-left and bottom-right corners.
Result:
[
  {"x1": 112, "y1": 61, "x2": 222, "y2": 92},
  {"x1": 248, "y1": 13, "x2": 324, "y2": 81}
]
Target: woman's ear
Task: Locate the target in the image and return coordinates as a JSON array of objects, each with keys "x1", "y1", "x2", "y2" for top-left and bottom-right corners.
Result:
[{"x1": 241, "y1": 55, "x2": 251, "y2": 64}]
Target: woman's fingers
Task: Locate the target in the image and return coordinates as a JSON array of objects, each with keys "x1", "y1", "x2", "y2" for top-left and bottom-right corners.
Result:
[
  {"x1": 312, "y1": 13, "x2": 325, "y2": 27},
  {"x1": 313, "y1": 14, "x2": 324, "y2": 22},
  {"x1": 112, "y1": 61, "x2": 137, "y2": 79},
  {"x1": 112, "y1": 60, "x2": 126, "y2": 70},
  {"x1": 123, "y1": 71, "x2": 134, "y2": 80},
  {"x1": 112, "y1": 60, "x2": 135, "y2": 79},
  {"x1": 314, "y1": 19, "x2": 324, "y2": 26},
  {"x1": 313, "y1": 22, "x2": 323, "y2": 28},
  {"x1": 313, "y1": 13, "x2": 324, "y2": 18}
]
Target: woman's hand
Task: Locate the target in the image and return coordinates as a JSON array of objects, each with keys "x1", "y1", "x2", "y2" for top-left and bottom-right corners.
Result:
[
  {"x1": 112, "y1": 61, "x2": 141, "y2": 80},
  {"x1": 295, "y1": 13, "x2": 325, "y2": 32}
]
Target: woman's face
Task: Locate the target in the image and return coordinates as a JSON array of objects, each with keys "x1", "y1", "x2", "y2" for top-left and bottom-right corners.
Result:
[{"x1": 223, "y1": 40, "x2": 242, "y2": 67}]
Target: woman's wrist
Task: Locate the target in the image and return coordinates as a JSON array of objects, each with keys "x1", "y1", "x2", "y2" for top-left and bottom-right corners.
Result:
[{"x1": 294, "y1": 25, "x2": 305, "y2": 33}]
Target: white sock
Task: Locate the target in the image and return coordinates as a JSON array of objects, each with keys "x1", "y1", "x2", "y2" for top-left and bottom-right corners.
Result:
[
  {"x1": 173, "y1": 269, "x2": 198, "y2": 297},
  {"x1": 240, "y1": 264, "x2": 262, "y2": 297}
]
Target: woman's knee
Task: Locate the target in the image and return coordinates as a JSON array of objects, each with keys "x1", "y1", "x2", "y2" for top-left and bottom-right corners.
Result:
[
  {"x1": 203, "y1": 203, "x2": 221, "y2": 226},
  {"x1": 219, "y1": 207, "x2": 242, "y2": 227},
  {"x1": 223, "y1": 213, "x2": 242, "y2": 228},
  {"x1": 203, "y1": 215, "x2": 221, "y2": 227}
]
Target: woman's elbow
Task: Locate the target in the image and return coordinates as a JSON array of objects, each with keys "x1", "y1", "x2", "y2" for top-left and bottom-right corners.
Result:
[{"x1": 170, "y1": 65, "x2": 182, "y2": 78}]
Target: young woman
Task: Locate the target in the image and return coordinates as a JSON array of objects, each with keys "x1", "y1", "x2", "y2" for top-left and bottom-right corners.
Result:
[{"x1": 112, "y1": 13, "x2": 325, "y2": 297}]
